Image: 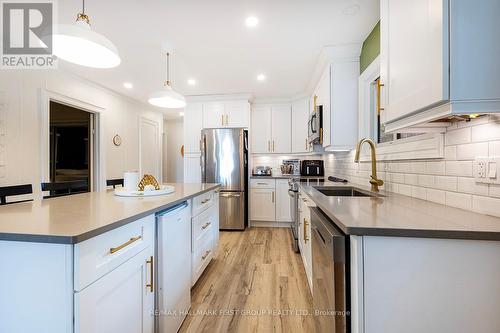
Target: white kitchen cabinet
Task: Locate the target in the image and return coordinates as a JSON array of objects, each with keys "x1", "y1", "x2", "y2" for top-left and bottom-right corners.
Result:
[
  {"x1": 275, "y1": 179, "x2": 292, "y2": 222},
  {"x1": 310, "y1": 49, "x2": 359, "y2": 151},
  {"x1": 271, "y1": 104, "x2": 292, "y2": 154},
  {"x1": 298, "y1": 191, "x2": 313, "y2": 293},
  {"x1": 250, "y1": 106, "x2": 272, "y2": 153},
  {"x1": 291, "y1": 98, "x2": 310, "y2": 153},
  {"x1": 191, "y1": 190, "x2": 219, "y2": 285},
  {"x1": 225, "y1": 100, "x2": 250, "y2": 128},
  {"x1": 250, "y1": 104, "x2": 291, "y2": 154},
  {"x1": 381, "y1": 0, "x2": 500, "y2": 132},
  {"x1": 202, "y1": 102, "x2": 226, "y2": 128},
  {"x1": 183, "y1": 102, "x2": 203, "y2": 153},
  {"x1": 202, "y1": 100, "x2": 250, "y2": 128},
  {"x1": 157, "y1": 202, "x2": 192, "y2": 333},
  {"x1": 250, "y1": 188, "x2": 276, "y2": 221},
  {"x1": 74, "y1": 246, "x2": 154, "y2": 333},
  {"x1": 184, "y1": 153, "x2": 201, "y2": 183}
]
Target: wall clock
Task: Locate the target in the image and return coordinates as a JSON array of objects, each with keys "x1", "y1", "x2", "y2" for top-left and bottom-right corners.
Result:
[{"x1": 113, "y1": 134, "x2": 122, "y2": 146}]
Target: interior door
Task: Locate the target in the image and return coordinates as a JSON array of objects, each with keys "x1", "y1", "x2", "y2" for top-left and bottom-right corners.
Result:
[
  {"x1": 140, "y1": 118, "x2": 160, "y2": 180},
  {"x1": 74, "y1": 248, "x2": 154, "y2": 333},
  {"x1": 271, "y1": 104, "x2": 291, "y2": 153}
]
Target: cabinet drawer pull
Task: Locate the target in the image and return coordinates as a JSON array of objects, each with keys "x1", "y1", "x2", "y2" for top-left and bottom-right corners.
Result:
[
  {"x1": 272, "y1": 191, "x2": 275, "y2": 203},
  {"x1": 202, "y1": 250, "x2": 211, "y2": 260},
  {"x1": 202, "y1": 221, "x2": 212, "y2": 229},
  {"x1": 109, "y1": 236, "x2": 142, "y2": 254},
  {"x1": 257, "y1": 182, "x2": 268, "y2": 185},
  {"x1": 146, "y1": 256, "x2": 154, "y2": 293},
  {"x1": 201, "y1": 198, "x2": 210, "y2": 204},
  {"x1": 304, "y1": 219, "x2": 309, "y2": 243}
]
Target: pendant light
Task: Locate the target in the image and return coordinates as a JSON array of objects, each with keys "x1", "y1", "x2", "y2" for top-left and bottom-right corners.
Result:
[
  {"x1": 52, "y1": 0, "x2": 120, "y2": 68},
  {"x1": 148, "y1": 52, "x2": 186, "y2": 109}
]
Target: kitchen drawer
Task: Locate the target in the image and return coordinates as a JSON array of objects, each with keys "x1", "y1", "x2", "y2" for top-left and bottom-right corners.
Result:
[
  {"x1": 192, "y1": 204, "x2": 216, "y2": 245},
  {"x1": 250, "y1": 178, "x2": 276, "y2": 189},
  {"x1": 192, "y1": 230, "x2": 214, "y2": 285},
  {"x1": 192, "y1": 190, "x2": 215, "y2": 217},
  {"x1": 74, "y1": 215, "x2": 155, "y2": 291}
]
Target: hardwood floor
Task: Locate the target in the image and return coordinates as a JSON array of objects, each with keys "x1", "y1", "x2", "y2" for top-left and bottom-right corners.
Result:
[{"x1": 179, "y1": 227, "x2": 316, "y2": 333}]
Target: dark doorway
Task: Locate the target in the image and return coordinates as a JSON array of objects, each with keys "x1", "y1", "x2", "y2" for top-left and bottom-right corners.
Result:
[{"x1": 49, "y1": 101, "x2": 93, "y2": 194}]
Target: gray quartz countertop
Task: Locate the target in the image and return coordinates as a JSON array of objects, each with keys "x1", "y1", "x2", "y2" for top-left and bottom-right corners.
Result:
[
  {"x1": 0, "y1": 183, "x2": 220, "y2": 244},
  {"x1": 300, "y1": 182, "x2": 500, "y2": 241}
]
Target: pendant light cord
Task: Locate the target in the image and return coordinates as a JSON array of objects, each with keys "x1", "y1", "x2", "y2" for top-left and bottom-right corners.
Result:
[{"x1": 165, "y1": 52, "x2": 171, "y2": 86}]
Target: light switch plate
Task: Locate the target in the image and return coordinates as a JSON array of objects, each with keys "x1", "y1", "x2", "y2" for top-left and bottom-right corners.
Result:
[{"x1": 474, "y1": 157, "x2": 500, "y2": 184}]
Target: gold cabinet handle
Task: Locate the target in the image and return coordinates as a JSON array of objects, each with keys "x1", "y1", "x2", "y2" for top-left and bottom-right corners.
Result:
[
  {"x1": 273, "y1": 140, "x2": 275, "y2": 152},
  {"x1": 305, "y1": 138, "x2": 308, "y2": 150},
  {"x1": 272, "y1": 191, "x2": 275, "y2": 203},
  {"x1": 225, "y1": 114, "x2": 229, "y2": 126},
  {"x1": 201, "y1": 198, "x2": 210, "y2": 204},
  {"x1": 202, "y1": 221, "x2": 212, "y2": 229},
  {"x1": 377, "y1": 79, "x2": 385, "y2": 115},
  {"x1": 109, "y1": 236, "x2": 141, "y2": 254},
  {"x1": 202, "y1": 250, "x2": 211, "y2": 260},
  {"x1": 146, "y1": 256, "x2": 154, "y2": 292},
  {"x1": 303, "y1": 219, "x2": 310, "y2": 243},
  {"x1": 268, "y1": 140, "x2": 271, "y2": 152}
]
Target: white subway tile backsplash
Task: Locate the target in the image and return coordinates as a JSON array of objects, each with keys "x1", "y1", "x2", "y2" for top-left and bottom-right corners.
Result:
[
  {"x1": 445, "y1": 192, "x2": 472, "y2": 210},
  {"x1": 418, "y1": 174, "x2": 435, "y2": 187},
  {"x1": 404, "y1": 174, "x2": 418, "y2": 185},
  {"x1": 445, "y1": 127, "x2": 471, "y2": 145},
  {"x1": 426, "y1": 189, "x2": 446, "y2": 205},
  {"x1": 489, "y1": 141, "x2": 500, "y2": 156},
  {"x1": 434, "y1": 176, "x2": 457, "y2": 191},
  {"x1": 489, "y1": 185, "x2": 500, "y2": 198},
  {"x1": 411, "y1": 186, "x2": 427, "y2": 200},
  {"x1": 457, "y1": 177, "x2": 489, "y2": 196},
  {"x1": 471, "y1": 122, "x2": 500, "y2": 143},
  {"x1": 445, "y1": 161, "x2": 473, "y2": 177},
  {"x1": 472, "y1": 195, "x2": 500, "y2": 218},
  {"x1": 455, "y1": 142, "x2": 488, "y2": 160},
  {"x1": 426, "y1": 161, "x2": 445, "y2": 175},
  {"x1": 397, "y1": 162, "x2": 411, "y2": 173},
  {"x1": 410, "y1": 161, "x2": 426, "y2": 174},
  {"x1": 397, "y1": 184, "x2": 412, "y2": 196},
  {"x1": 444, "y1": 146, "x2": 457, "y2": 160}
]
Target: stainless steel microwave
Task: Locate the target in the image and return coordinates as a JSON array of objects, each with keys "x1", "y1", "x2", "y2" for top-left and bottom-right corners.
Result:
[{"x1": 308, "y1": 105, "x2": 323, "y2": 145}]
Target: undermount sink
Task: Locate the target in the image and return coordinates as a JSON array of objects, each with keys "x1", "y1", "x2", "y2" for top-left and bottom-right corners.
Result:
[{"x1": 313, "y1": 186, "x2": 383, "y2": 197}]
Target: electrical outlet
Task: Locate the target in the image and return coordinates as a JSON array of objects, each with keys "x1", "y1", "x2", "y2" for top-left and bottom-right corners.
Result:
[{"x1": 475, "y1": 157, "x2": 500, "y2": 184}]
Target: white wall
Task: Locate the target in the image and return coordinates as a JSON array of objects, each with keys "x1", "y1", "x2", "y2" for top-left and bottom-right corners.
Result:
[
  {"x1": 0, "y1": 69, "x2": 163, "y2": 195},
  {"x1": 164, "y1": 119, "x2": 184, "y2": 183}
]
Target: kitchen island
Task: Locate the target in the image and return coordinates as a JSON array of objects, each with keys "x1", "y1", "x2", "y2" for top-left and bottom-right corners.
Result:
[
  {"x1": 0, "y1": 183, "x2": 220, "y2": 333},
  {"x1": 298, "y1": 182, "x2": 500, "y2": 333}
]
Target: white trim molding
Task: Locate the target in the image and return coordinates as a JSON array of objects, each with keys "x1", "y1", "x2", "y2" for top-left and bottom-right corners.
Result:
[
  {"x1": 358, "y1": 56, "x2": 380, "y2": 141},
  {"x1": 358, "y1": 133, "x2": 445, "y2": 162}
]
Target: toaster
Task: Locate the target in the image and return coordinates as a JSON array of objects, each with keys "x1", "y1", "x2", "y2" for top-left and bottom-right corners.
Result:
[
  {"x1": 300, "y1": 160, "x2": 324, "y2": 176},
  {"x1": 253, "y1": 166, "x2": 272, "y2": 176}
]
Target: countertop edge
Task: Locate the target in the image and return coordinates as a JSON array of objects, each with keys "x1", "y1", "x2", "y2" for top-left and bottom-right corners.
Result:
[
  {"x1": 0, "y1": 184, "x2": 221, "y2": 245},
  {"x1": 301, "y1": 184, "x2": 500, "y2": 241}
]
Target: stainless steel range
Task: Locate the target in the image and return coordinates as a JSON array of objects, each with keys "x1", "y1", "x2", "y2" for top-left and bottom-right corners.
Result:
[{"x1": 288, "y1": 177, "x2": 325, "y2": 252}]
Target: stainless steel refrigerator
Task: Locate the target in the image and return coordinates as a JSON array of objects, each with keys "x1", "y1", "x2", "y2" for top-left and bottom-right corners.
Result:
[{"x1": 201, "y1": 128, "x2": 248, "y2": 230}]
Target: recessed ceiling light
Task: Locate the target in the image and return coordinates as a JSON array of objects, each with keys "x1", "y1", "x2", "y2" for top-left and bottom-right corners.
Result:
[
  {"x1": 123, "y1": 82, "x2": 133, "y2": 89},
  {"x1": 257, "y1": 74, "x2": 266, "y2": 81},
  {"x1": 179, "y1": 112, "x2": 185, "y2": 117},
  {"x1": 187, "y1": 79, "x2": 196, "y2": 85},
  {"x1": 245, "y1": 16, "x2": 259, "y2": 27}
]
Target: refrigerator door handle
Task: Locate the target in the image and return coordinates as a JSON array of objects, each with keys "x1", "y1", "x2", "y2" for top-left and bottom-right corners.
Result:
[{"x1": 200, "y1": 134, "x2": 207, "y2": 183}]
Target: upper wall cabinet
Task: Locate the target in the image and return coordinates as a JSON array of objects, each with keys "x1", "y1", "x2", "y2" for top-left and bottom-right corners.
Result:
[
  {"x1": 311, "y1": 53, "x2": 359, "y2": 151},
  {"x1": 202, "y1": 100, "x2": 250, "y2": 129},
  {"x1": 251, "y1": 104, "x2": 291, "y2": 154},
  {"x1": 381, "y1": 0, "x2": 500, "y2": 132},
  {"x1": 291, "y1": 98, "x2": 311, "y2": 153}
]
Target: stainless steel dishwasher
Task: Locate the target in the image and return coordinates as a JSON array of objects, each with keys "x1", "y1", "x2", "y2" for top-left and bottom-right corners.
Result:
[{"x1": 310, "y1": 206, "x2": 349, "y2": 333}]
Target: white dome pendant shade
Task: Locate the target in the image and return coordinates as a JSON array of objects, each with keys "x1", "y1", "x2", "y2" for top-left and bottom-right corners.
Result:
[
  {"x1": 52, "y1": 2, "x2": 120, "y2": 68},
  {"x1": 148, "y1": 52, "x2": 186, "y2": 109}
]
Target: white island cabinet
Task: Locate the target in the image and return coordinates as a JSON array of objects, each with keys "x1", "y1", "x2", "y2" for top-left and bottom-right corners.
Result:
[{"x1": 0, "y1": 185, "x2": 220, "y2": 333}]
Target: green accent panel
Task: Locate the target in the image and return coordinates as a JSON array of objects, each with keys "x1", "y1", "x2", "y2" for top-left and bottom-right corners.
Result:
[{"x1": 360, "y1": 21, "x2": 380, "y2": 74}]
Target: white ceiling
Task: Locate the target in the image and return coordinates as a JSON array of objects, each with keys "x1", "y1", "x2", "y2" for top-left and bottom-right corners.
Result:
[{"x1": 57, "y1": 0, "x2": 380, "y2": 118}]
